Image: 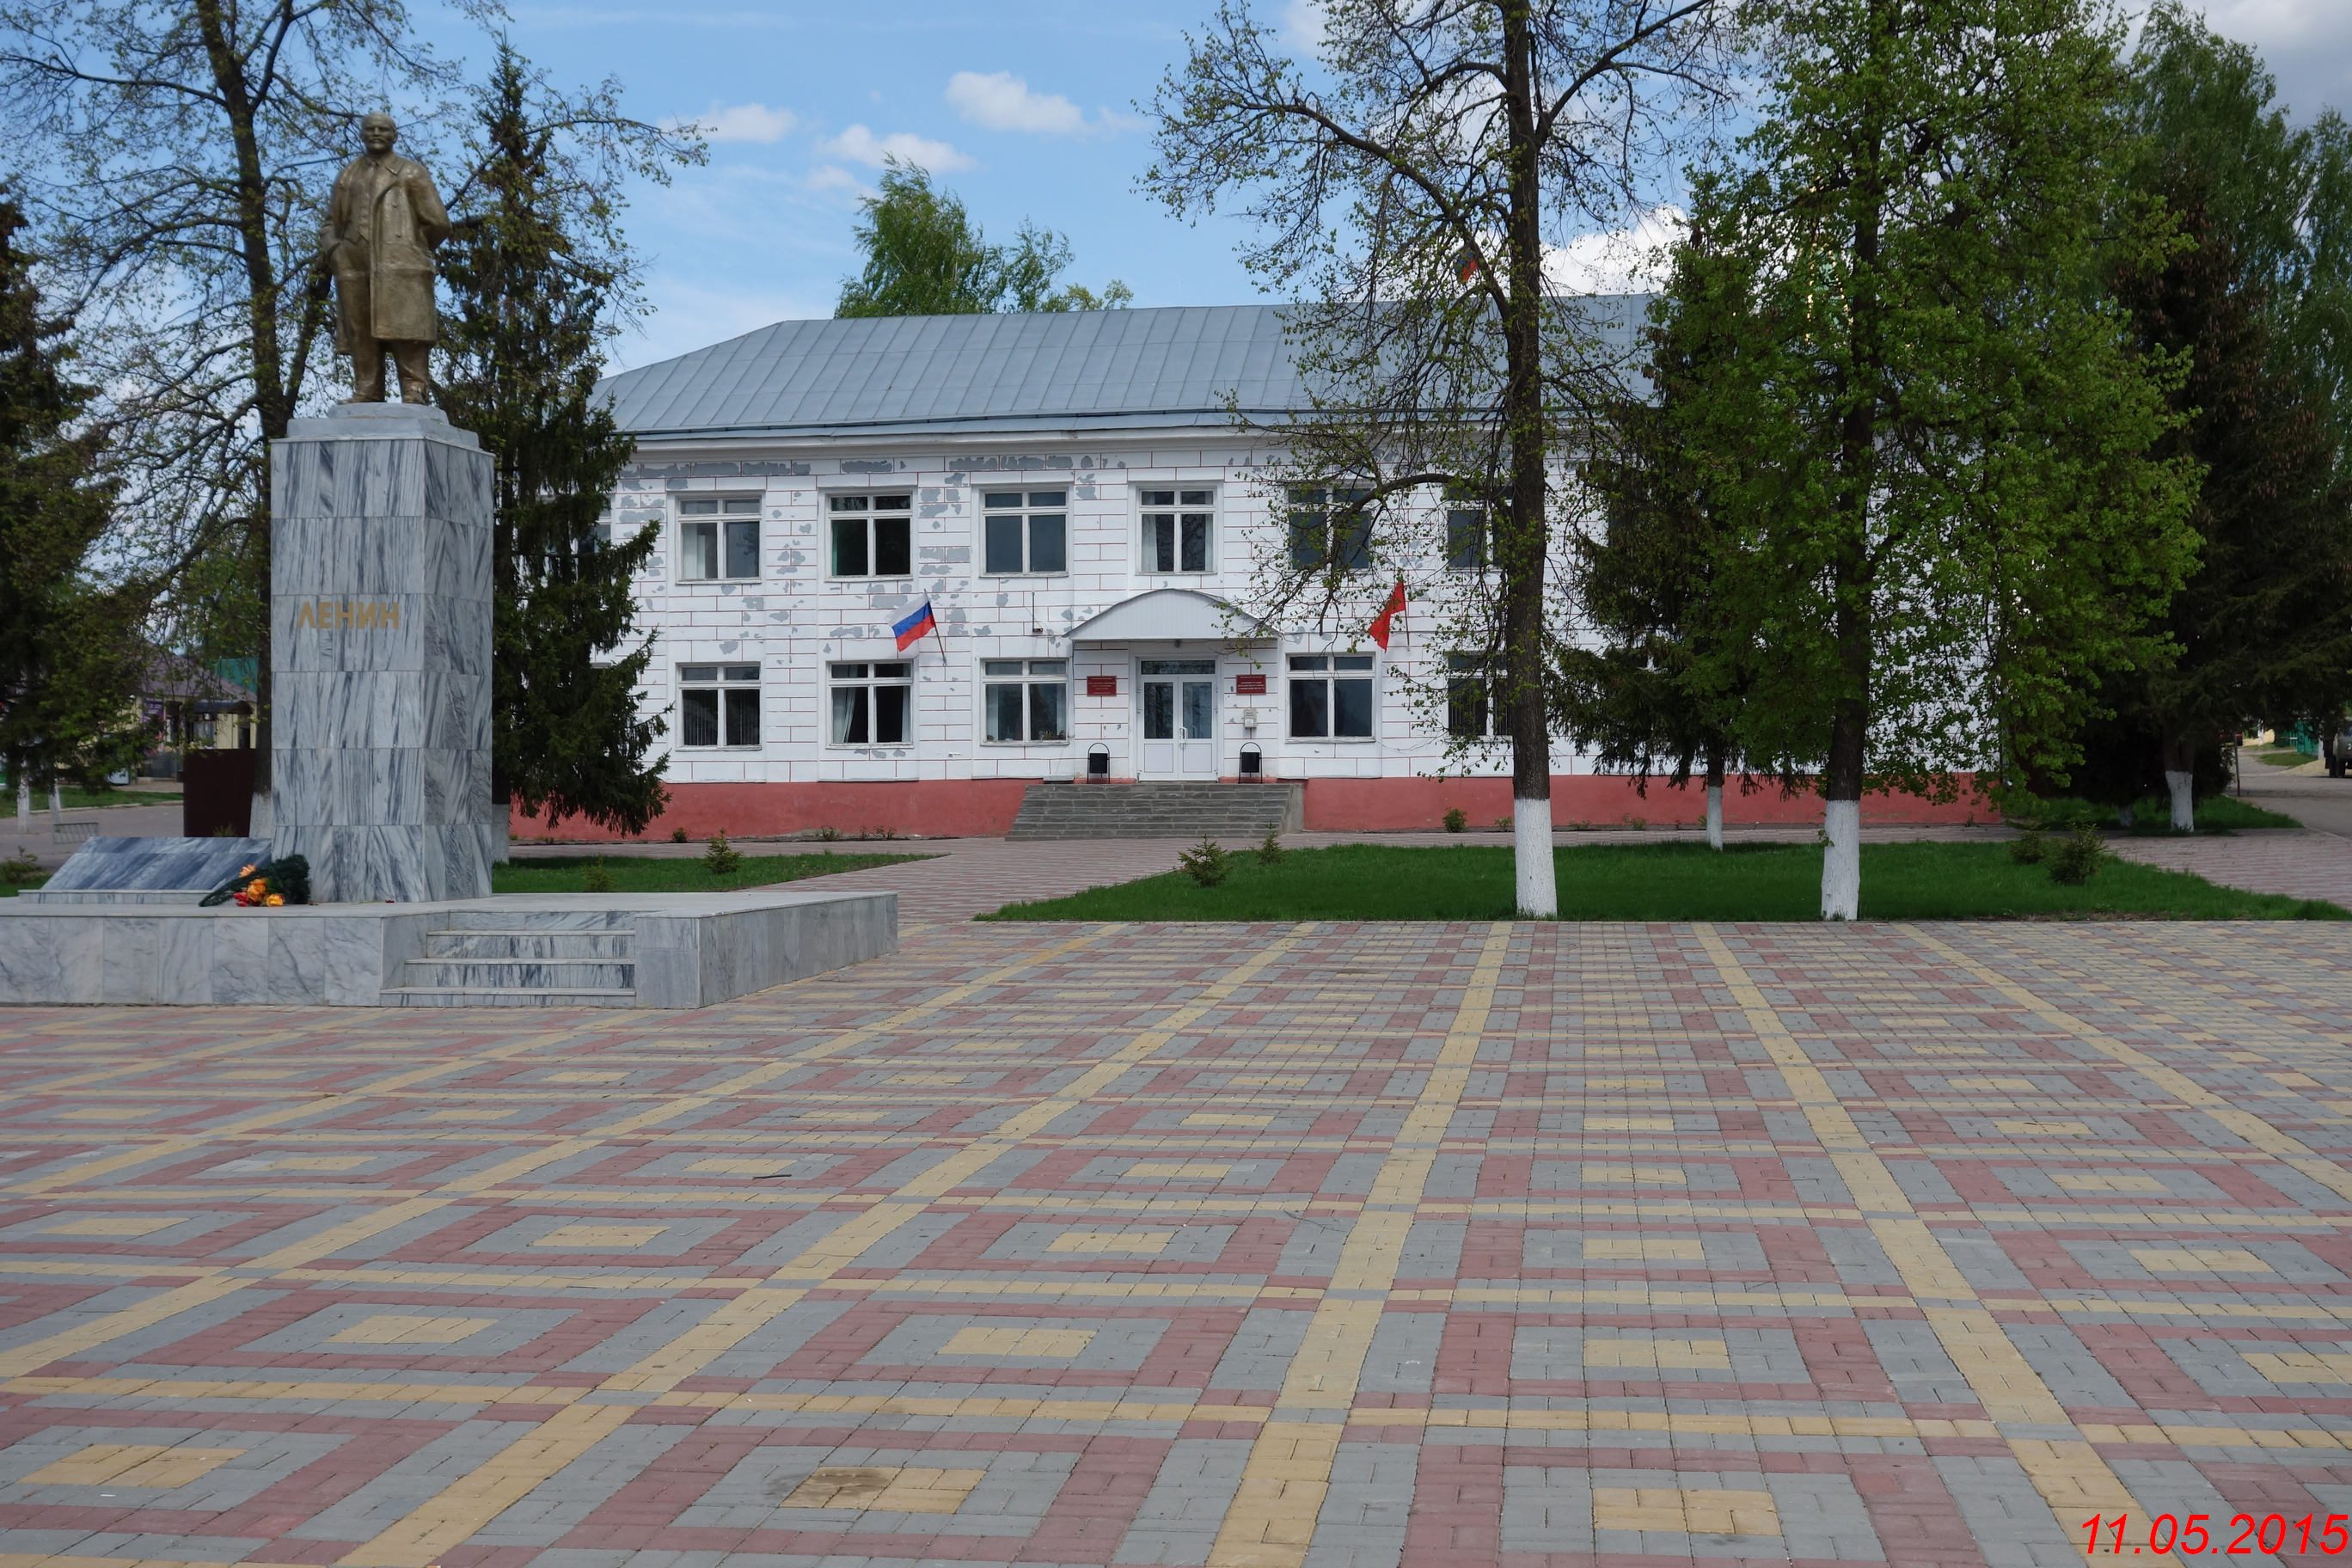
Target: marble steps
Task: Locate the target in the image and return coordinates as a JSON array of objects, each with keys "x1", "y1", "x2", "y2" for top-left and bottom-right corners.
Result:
[
  {"x1": 1008, "y1": 782, "x2": 1303, "y2": 841},
  {"x1": 402, "y1": 959, "x2": 634, "y2": 989},
  {"x1": 383, "y1": 984, "x2": 640, "y2": 1008},
  {"x1": 384, "y1": 916, "x2": 640, "y2": 1007}
]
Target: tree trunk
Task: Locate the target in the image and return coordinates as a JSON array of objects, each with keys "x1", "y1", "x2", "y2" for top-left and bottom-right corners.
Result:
[
  {"x1": 2160, "y1": 730, "x2": 2196, "y2": 832},
  {"x1": 194, "y1": 0, "x2": 291, "y2": 844},
  {"x1": 1705, "y1": 748, "x2": 1724, "y2": 851},
  {"x1": 1501, "y1": 1, "x2": 1555, "y2": 917},
  {"x1": 1822, "y1": 0, "x2": 1886, "y2": 924}
]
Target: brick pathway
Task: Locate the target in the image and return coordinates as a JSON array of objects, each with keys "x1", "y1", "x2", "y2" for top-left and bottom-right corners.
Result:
[
  {"x1": 2107, "y1": 828, "x2": 2352, "y2": 905},
  {"x1": 6, "y1": 919, "x2": 2352, "y2": 1566}
]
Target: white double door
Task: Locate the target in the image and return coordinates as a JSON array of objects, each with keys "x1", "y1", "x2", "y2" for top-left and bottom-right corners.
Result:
[{"x1": 1138, "y1": 658, "x2": 1218, "y2": 778}]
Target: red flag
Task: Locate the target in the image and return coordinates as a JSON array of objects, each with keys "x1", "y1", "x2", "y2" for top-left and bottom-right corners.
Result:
[{"x1": 1368, "y1": 579, "x2": 1406, "y2": 649}]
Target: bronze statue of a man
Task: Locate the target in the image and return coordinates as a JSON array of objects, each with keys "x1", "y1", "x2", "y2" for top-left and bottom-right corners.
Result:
[{"x1": 325, "y1": 113, "x2": 450, "y2": 404}]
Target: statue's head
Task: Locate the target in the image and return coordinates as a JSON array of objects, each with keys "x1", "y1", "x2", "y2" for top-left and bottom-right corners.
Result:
[{"x1": 359, "y1": 113, "x2": 397, "y2": 155}]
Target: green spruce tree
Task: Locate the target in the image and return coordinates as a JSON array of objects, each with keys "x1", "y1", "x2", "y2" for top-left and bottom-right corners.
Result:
[
  {"x1": 0, "y1": 192, "x2": 144, "y2": 799},
  {"x1": 438, "y1": 45, "x2": 668, "y2": 836},
  {"x1": 1559, "y1": 231, "x2": 1781, "y2": 849},
  {"x1": 2107, "y1": 162, "x2": 2352, "y2": 829}
]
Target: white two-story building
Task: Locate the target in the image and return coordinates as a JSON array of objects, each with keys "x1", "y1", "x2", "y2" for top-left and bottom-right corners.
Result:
[{"x1": 542, "y1": 301, "x2": 1965, "y2": 841}]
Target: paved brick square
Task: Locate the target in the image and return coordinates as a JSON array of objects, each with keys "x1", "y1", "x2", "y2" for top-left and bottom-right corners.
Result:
[{"x1": 3, "y1": 917, "x2": 2350, "y2": 1568}]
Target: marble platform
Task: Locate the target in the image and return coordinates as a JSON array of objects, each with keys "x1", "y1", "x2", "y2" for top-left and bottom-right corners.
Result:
[
  {"x1": 270, "y1": 402, "x2": 496, "y2": 902},
  {"x1": 0, "y1": 886, "x2": 895, "y2": 1008},
  {"x1": 15, "y1": 836, "x2": 274, "y2": 905}
]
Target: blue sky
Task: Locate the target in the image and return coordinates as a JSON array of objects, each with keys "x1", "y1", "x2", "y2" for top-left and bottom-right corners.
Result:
[
  {"x1": 450, "y1": 0, "x2": 1286, "y2": 370},
  {"x1": 438, "y1": 0, "x2": 2352, "y2": 374}
]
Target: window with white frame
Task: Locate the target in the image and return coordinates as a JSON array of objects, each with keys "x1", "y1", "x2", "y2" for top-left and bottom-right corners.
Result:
[
  {"x1": 1445, "y1": 493, "x2": 1489, "y2": 571},
  {"x1": 1287, "y1": 487, "x2": 1373, "y2": 570},
  {"x1": 1140, "y1": 487, "x2": 1215, "y2": 573},
  {"x1": 829, "y1": 493, "x2": 913, "y2": 578},
  {"x1": 981, "y1": 490, "x2": 1068, "y2": 575},
  {"x1": 679, "y1": 497, "x2": 761, "y2": 580},
  {"x1": 829, "y1": 661, "x2": 913, "y2": 745},
  {"x1": 983, "y1": 659, "x2": 1069, "y2": 742},
  {"x1": 679, "y1": 664, "x2": 761, "y2": 747},
  {"x1": 1447, "y1": 652, "x2": 1503, "y2": 738},
  {"x1": 1288, "y1": 653, "x2": 1375, "y2": 738}
]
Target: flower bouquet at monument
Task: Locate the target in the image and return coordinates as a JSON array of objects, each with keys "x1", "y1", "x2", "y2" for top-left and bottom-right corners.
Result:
[{"x1": 199, "y1": 854, "x2": 312, "y2": 908}]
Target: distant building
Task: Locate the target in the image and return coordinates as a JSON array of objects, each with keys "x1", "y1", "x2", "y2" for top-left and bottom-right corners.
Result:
[{"x1": 570, "y1": 302, "x2": 1968, "y2": 839}]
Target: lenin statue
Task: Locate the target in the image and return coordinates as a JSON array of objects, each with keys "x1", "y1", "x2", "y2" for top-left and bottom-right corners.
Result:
[{"x1": 325, "y1": 113, "x2": 450, "y2": 404}]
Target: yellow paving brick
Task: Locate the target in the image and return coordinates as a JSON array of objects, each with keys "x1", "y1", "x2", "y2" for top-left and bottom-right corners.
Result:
[
  {"x1": 532, "y1": 1223, "x2": 669, "y2": 1249},
  {"x1": 942, "y1": 1326, "x2": 1095, "y2": 1357},
  {"x1": 1047, "y1": 1228, "x2": 1173, "y2": 1253},
  {"x1": 1581, "y1": 1237, "x2": 1706, "y2": 1262},
  {"x1": 25, "y1": 1443, "x2": 245, "y2": 1488},
  {"x1": 327, "y1": 1314, "x2": 498, "y2": 1345},
  {"x1": 40, "y1": 1216, "x2": 181, "y2": 1237},
  {"x1": 1583, "y1": 1337, "x2": 1732, "y2": 1370},
  {"x1": 1594, "y1": 1486, "x2": 1780, "y2": 1537},
  {"x1": 2244, "y1": 1351, "x2": 2352, "y2": 1382},
  {"x1": 2129, "y1": 1247, "x2": 2271, "y2": 1273},
  {"x1": 781, "y1": 1465, "x2": 985, "y2": 1512}
]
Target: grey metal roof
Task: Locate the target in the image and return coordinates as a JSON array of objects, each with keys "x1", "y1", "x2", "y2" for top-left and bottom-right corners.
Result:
[{"x1": 600, "y1": 297, "x2": 1652, "y2": 443}]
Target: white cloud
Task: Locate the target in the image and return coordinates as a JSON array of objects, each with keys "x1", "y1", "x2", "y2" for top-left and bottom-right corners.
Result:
[
  {"x1": 946, "y1": 70, "x2": 1086, "y2": 134},
  {"x1": 823, "y1": 124, "x2": 974, "y2": 172},
  {"x1": 804, "y1": 165, "x2": 861, "y2": 195},
  {"x1": 674, "y1": 101, "x2": 798, "y2": 144},
  {"x1": 1544, "y1": 206, "x2": 1687, "y2": 296}
]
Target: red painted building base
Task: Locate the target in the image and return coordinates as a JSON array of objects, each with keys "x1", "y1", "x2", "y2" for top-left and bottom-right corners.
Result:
[{"x1": 510, "y1": 775, "x2": 1994, "y2": 842}]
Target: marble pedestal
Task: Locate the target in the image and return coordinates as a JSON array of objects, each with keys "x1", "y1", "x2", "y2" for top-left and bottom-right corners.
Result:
[{"x1": 270, "y1": 403, "x2": 495, "y2": 902}]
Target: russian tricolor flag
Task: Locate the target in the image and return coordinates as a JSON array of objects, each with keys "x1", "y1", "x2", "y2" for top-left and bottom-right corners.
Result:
[{"x1": 893, "y1": 598, "x2": 939, "y2": 652}]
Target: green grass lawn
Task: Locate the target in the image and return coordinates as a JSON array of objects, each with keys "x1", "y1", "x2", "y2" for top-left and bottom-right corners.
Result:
[
  {"x1": 2012, "y1": 793, "x2": 2298, "y2": 831},
  {"x1": 985, "y1": 841, "x2": 2345, "y2": 922},
  {"x1": 493, "y1": 850, "x2": 934, "y2": 896},
  {"x1": 2258, "y1": 749, "x2": 2318, "y2": 768}
]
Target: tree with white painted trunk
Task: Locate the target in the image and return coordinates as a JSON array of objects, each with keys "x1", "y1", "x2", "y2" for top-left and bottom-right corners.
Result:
[
  {"x1": 2090, "y1": 11, "x2": 2352, "y2": 832},
  {"x1": 1662, "y1": 0, "x2": 2198, "y2": 919},
  {"x1": 1144, "y1": 0, "x2": 1737, "y2": 916}
]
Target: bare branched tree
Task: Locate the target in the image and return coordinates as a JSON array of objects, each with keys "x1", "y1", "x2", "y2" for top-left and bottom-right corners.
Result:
[
  {"x1": 0, "y1": 3, "x2": 696, "y2": 819},
  {"x1": 1146, "y1": 0, "x2": 1736, "y2": 915}
]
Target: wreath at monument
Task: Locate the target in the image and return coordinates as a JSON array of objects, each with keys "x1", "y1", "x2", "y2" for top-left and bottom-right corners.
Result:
[{"x1": 199, "y1": 854, "x2": 312, "y2": 907}]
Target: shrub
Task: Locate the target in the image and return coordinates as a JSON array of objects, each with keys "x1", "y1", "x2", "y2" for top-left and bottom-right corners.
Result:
[
  {"x1": 1442, "y1": 807, "x2": 1467, "y2": 833},
  {"x1": 671, "y1": 826, "x2": 689, "y2": 843},
  {"x1": 0, "y1": 848, "x2": 41, "y2": 885},
  {"x1": 2008, "y1": 830, "x2": 2048, "y2": 865},
  {"x1": 584, "y1": 858, "x2": 615, "y2": 893},
  {"x1": 1256, "y1": 830, "x2": 1285, "y2": 866},
  {"x1": 814, "y1": 825, "x2": 842, "y2": 842},
  {"x1": 2047, "y1": 824, "x2": 2107, "y2": 885},
  {"x1": 1178, "y1": 835, "x2": 1231, "y2": 887},
  {"x1": 703, "y1": 829, "x2": 742, "y2": 878}
]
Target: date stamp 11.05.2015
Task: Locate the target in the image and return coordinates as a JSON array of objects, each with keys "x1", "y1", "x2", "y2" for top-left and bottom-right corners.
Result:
[{"x1": 2084, "y1": 1513, "x2": 2348, "y2": 1557}]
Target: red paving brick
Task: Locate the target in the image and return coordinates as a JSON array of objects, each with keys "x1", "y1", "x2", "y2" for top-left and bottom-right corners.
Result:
[{"x1": 2, "y1": 919, "x2": 2350, "y2": 1567}]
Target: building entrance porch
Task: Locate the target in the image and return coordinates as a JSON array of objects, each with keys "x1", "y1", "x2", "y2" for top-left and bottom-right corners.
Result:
[{"x1": 1138, "y1": 658, "x2": 1218, "y2": 779}]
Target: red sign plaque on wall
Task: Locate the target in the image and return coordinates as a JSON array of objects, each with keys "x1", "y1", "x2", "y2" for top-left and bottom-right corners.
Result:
[
  {"x1": 1086, "y1": 676, "x2": 1119, "y2": 696},
  {"x1": 1234, "y1": 673, "x2": 1268, "y2": 695}
]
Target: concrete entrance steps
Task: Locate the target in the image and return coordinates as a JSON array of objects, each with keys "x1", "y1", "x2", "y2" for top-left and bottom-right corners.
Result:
[
  {"x1": 1008, "y1": 781, "x2": 1303, "y2": 841},
  {"x1": 384, "y1": 910, "x2": 639, "y2": 1008}
]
